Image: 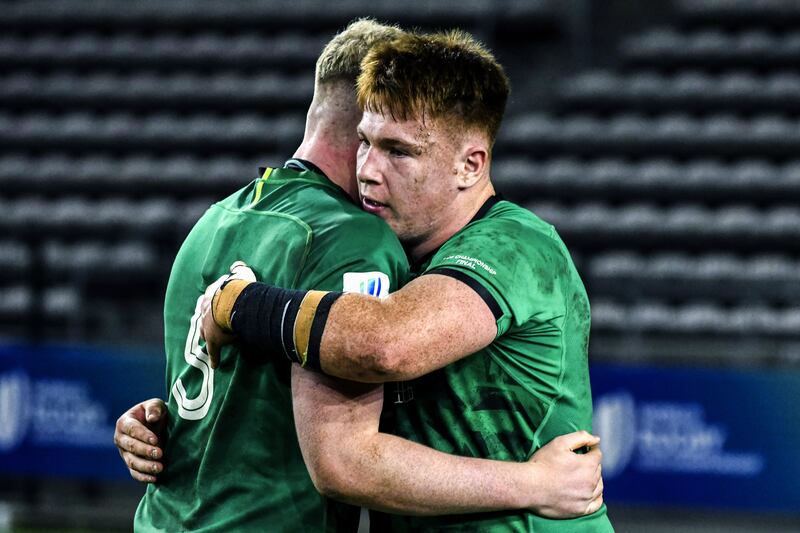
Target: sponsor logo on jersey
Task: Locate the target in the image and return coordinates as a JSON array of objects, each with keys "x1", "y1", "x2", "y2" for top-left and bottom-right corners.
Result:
[{"x1": 342, "y1": 272, "x2": 390, "y2": 298}]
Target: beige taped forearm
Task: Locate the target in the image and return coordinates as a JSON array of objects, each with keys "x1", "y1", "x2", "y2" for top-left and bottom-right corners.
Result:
[
  {"x1": 211, "y1": 279, "x2": 252, "y2": 332},
  {"x1": 293, "y1": 290, "x2": 329, "y2": 365}
]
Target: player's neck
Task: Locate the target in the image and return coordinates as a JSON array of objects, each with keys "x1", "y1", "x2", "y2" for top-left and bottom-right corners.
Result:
[
  {"x1": 295, "y1": 88, "x2": 361, "y2": 201},
  {"x1": 407, "y1": 182, "x2": 496, "y2": 262},
  {"x1": 293, "y1": 134, "x2": 359, "y2": 201}
]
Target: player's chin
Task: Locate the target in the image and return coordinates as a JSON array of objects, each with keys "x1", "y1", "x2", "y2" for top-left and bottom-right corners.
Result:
[
  {"x1": 383, "y1": 214, "x2": 405, "y2": 233},
  {"x1": 370, "y1": 205, "x2": 397, "y2": 226}
]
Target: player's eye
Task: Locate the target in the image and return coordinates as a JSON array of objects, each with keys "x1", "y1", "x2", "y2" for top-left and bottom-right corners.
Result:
[
  {"x1": 358, "y1": 136, "x2": 370, "y2": 147},
  {"x1": 389, "y1": 147, "x2": 408, "y2": 157}
]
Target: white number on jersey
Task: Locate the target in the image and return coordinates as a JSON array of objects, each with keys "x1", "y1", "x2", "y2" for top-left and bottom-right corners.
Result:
[{"x1": 171, "y1": 295, "x2": 215, "y2": 420}]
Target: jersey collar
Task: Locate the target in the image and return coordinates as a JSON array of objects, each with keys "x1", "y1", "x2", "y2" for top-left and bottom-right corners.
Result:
[
  {"x1": 283, "y1": 158, "x2": 328, "y2": 178},
  {"x1": 257, "y1": 158, "x2": 357, "y2": 205},
  {"x1": 409, "y1": 194, "x2": 504, "y2": 274},
  {"x1": 467, "y1": 193, "x2": 503, "y2": 226},
  {"x1": 257, "y1": 158, "x2": 329, "y2": 180}
]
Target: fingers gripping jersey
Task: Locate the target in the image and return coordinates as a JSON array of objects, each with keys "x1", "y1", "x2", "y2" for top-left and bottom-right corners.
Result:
[{"x1": 134, "y1": 165, "x2": 409, "y2": 533}]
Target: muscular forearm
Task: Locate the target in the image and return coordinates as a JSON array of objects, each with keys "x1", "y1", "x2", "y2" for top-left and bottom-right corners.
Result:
[
  {"x1": 317, "y1": 294, "x2": 409, "y2": 382},
  {"x1": 318, "y1": 275, "x2": 496, "y2": 382},
  {"x1": 293, "y1": 368, "x2": 535, "y2": 516},
  {"x1": 324, "y1": 431, "x2": 536, "y2": 515},
  {"x1": 210, "y1": 275, "x2": 495, "y2": 382}
]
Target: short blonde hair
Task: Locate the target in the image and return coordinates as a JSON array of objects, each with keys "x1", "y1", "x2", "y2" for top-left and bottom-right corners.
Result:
[
  {"x1": 357, "y1": 30, "x2": 510, "y2": 144},
  {"x1": 316, "y1": 18, "x2": 404, "y2": 85}
]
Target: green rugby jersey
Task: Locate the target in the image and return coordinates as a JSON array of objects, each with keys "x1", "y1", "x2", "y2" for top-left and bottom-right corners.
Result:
[
  {"x1": 377, "y1": 197, "x2": 613, "y2": 532},
  {"x1": 134, "y1": 161, "x2": 409, "y2": 533}
]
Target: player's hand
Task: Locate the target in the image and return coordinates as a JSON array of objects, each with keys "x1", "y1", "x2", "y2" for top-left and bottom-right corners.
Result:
[
  {"x1": 525, "y1": 431, "x2": 604, "y2": 518},
  {"x1": 114, "y1": 398, "x2": 168, "y2": 483},
  {"x1": 200, "y1": 261, "x2": 256, "y2": 369}
]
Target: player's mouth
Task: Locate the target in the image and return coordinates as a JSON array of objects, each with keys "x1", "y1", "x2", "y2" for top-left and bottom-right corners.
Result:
[{"x1": 361, "y1": 196, "x2": 389, "y2": 214}]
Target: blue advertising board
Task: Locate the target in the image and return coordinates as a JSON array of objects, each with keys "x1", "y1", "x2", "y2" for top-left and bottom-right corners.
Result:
[
  {"x1": 0, "y1": 344, "x2": 164, "y2": 480},
  {"x1": 2, "y1": 343, "x2": 800, "y2": 514},
  {"x1": 591, "y1": 363, "x2": 800, "y2": 513}
]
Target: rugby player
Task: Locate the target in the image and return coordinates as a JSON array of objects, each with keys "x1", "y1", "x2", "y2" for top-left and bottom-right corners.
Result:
[
  {"x1": 117, "y1": 20, "x2": 605, "y2": 533},
  {"x1": 202, "y1": 29, "x2": 614, "y2": 532}
]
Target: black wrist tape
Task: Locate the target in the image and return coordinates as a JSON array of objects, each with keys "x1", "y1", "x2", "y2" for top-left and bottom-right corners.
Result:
[
  {"x1": 304, "y1": 291, "x2": 342, "y2": 372},
  {"x1": 229, "y1": 283, "x2": 343, "y2": 372}
]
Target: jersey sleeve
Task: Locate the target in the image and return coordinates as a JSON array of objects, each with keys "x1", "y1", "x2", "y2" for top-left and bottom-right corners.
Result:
[
  {"x1": 298, "y1": 214, "x2": 410, "y2": 295},
  {"x1": 424, "y1": 219, "x2": 569, "y2": 336}
]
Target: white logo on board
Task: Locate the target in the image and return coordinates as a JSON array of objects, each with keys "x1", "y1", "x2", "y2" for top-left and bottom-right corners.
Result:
[
  {"x1": 0, "y1": 370, "x2": 32, "y2": 452},
  {"x1": 593, "y1": 389, "x2": 764, "y2": 478},
  {"x1": 593, "y1": 391, "x2": 637, "y2": 478}
]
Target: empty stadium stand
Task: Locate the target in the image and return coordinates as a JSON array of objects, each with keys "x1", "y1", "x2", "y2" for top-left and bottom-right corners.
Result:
[
  {"x1": 491, "y1": 0, "x2": 800, "y2": 363},
  {"x1": 0, "y1": 0, "x2": 568, "y2": 346},
  {"x1": 493, "y1": 157, "x2": 800, "y2": 203},
  {"x1": 620, "y1": 28, "x2": 800, "y2": 69},
  {"x1": 558, "y1": 70, "x2": 800, "y2": 113},
  {"x1": 1, "y1": 0, "x2": 797, "y2": 362}
]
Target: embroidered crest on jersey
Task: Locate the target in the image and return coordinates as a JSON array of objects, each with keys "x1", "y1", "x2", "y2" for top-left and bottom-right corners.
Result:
[{"x1": 342, "y1": 271, "x2": 390, "y2": 298}]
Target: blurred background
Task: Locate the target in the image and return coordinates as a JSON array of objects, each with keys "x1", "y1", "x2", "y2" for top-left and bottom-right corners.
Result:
[{"x1": 1, "y1": 0, "x2": 799, "y2": 531}]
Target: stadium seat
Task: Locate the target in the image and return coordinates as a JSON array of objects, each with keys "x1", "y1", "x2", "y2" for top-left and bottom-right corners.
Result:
[
  {"x1": 0, "y1": 111, "x2": 305, "y2": 152},
  {"x1": 0, "y1": 284, "x2": 80, "y2": 322},
  {"x1": 0, "y1": 286, "x2": 31, "y2": 317},
  {"x1": 0, "y1": 0, "x2": 558, "y2": 32},
  {"x1": 592, "y1": 299, "x2": 800, "y2": 337},
  {"x1": 0, "y1": 195, "x2": 217, "y2": 240},
  {"x1": 43, "y1": 241, "x2": 159, "y2": 279},
  {"x1": 0, "y1": 241, "x2": 32, "y2": 282},
  {"x1": 678, "y1": 0, "x2": 800, "y2": 28},
  {"x1": 525, "y1": 201, "x2": 800, "y2": 250},
  {"x1": 178, "y1": 199, "x2": 216, "y2": 232},
  {"x1": 0, "y1": 70, "x2": 314, "y2": 112},
  {"x1": 621, "y1": 28, "x2": 800, "y2": 69},
  {"x1": 500, "y1": 112, "x2": 800, "y2": 158},
  {"x1": 0, "y1": 153, "x2": 265, "y2": 196},
  {"x1": 559, "y1": 70, "x2": 800, "y2": 113},
  {"x1": 492, "y1": 156, "x2": 800, "y2": 203},
  {"x1": 0, "y1": 32, "x2": 327, "y2": 70},
  {"x1": 587, "y1": 251, "x2": 800, "y2": 304},
  {"x1": 41, "y1": 286, "x2": 80, "y2": 318}
]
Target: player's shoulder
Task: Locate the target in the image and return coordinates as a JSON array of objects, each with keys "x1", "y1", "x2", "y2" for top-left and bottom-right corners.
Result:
[
  {"x1": 297, "y1": 201, "x2": 408, "y2": 292},
  {"x1": 328, "y1": 208, "x2": 404, "y2": 256},
  {"x1": 457, "y1": 199, "x2": 565, "y2": 255}
]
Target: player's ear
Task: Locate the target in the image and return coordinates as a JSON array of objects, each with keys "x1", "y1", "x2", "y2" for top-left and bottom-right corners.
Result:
[{"x1": 456, "y1": 142, "x2": 488, "y2": 190}]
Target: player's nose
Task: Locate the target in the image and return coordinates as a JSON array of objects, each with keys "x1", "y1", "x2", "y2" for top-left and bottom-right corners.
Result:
[{"x1": 356, "y1": 145, "x2": 384, "y2": 186}]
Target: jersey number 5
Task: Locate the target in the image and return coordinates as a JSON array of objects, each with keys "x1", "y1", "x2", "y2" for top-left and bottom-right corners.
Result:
[{"x1": 171, "y1": 295, "x2": 214, "y2": 420}]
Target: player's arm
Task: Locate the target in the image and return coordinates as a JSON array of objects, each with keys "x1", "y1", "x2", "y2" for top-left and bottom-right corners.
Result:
[
  {"x1": 292, "y1": 367, "x2": 604, "y2": 517},
  {"x1": 318, "y1": 273, "x2": 496, "y2": 381},
  {"x1": 205, "y1": 272, "x2": 496, "y2": 383}
]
